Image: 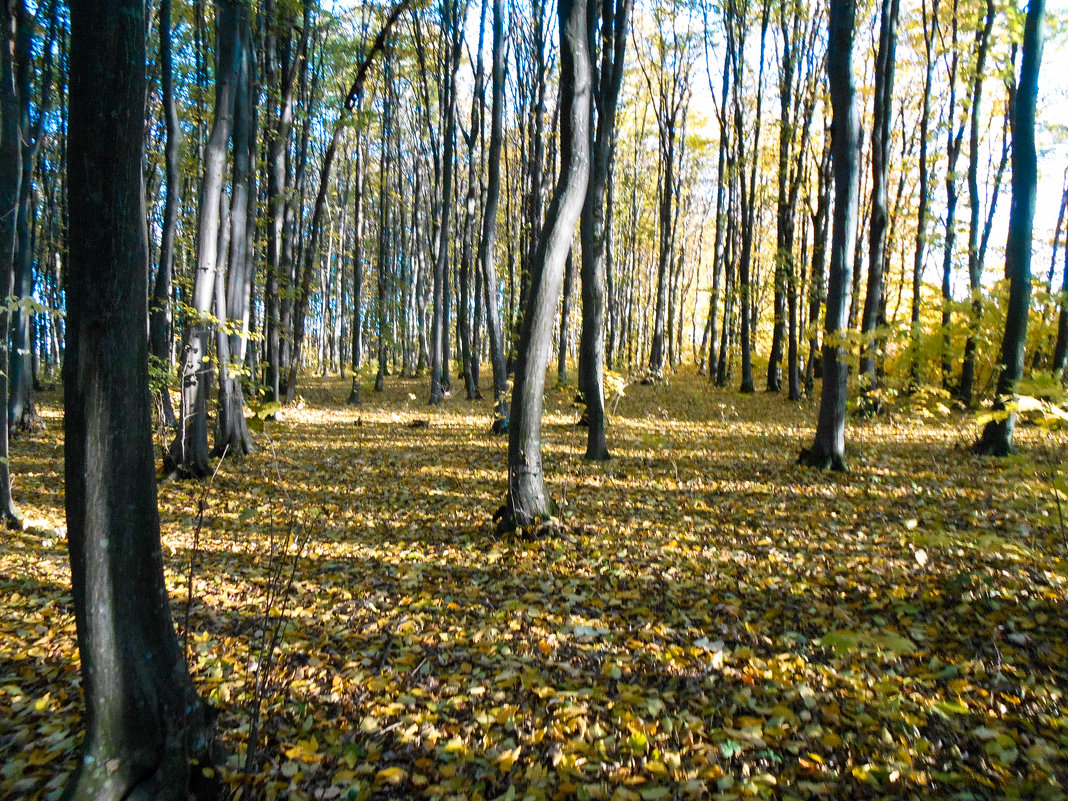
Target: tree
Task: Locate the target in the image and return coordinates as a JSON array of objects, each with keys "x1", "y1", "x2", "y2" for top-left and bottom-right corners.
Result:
[
  {"x1": 579, "y1": 0, "x2": 633, "y2": 461},
  {"x1": 168, "y1": 0, "x2": 243, "y2": 478},
  {"x1": 149, "y1": 0, "x2": 180, "y2": 429},
  {"x1": 479, "y1": 0, "x2": 510, "y2": 429},
  {"x1": 957, "y1": 0, "x2": 997, "y2": 405},
  {"x1": 496, "y1": 0, "x2": 590, "y2": 532},
  {"x1": 907, "y1": 0, "x2": 939, "y2": 390},
  {"x1": 0, "y1": 1, "x2": 24, "y2": 529},
  {"x1": 799, "y1": 0, "x2": 859, "y2": 471},
  {"x1": 857, "y1": 0, "x2": 900, "y2": 408},
  {"x1": 65, "y1": 1, "x2": 213, "y2": 796},
  {"x1": 641, "y1": 1, "x2": 694, "y2": 380},
  {"x1": 975, "y1": 0, "x2": 1045, "y2": 456},
  {"x1": 8, "y1": 0, "x2": 55, "y2": 434}
]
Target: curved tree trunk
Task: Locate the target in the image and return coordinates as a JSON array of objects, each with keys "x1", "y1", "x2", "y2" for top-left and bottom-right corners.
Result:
[
  {"x1": 498, "y1": 0, "x2": 590, "y2": 532},
  {"x1": 800, "y1": 0, "x2": 859, "y2": 472},
  {"x1": 976, "y1": 0, "x2": 1045, "y2": 456},
  {"x1": 149, "y1": 0, "x2": 180, "y2": 429},
  {"x1": 65, "y1": 3, "x2": 214, "y2": 798}
]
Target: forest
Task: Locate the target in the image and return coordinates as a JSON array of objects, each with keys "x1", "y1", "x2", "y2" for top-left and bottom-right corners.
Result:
[{"x1": 1, "y1": 0, "x2": 1067, "y2": 798}]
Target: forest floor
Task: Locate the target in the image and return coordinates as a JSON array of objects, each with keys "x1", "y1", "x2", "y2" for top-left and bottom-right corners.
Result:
[{"x1": 1, "y1": 368, "x2": 1067, "y2": 801}]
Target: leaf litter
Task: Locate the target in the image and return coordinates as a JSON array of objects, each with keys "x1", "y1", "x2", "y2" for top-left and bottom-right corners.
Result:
[{"x1": 1, "y1": 369, "x2": 1066, "y2": 800}]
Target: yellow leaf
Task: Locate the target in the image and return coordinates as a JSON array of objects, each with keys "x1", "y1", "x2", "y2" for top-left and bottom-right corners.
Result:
[{"x1": 375, "y1": 766, "x2": 407, "y2": 785}]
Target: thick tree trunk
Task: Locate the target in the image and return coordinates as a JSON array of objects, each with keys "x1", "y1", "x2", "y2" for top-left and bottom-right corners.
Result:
[
  {"x1": 977, "y1": 0, "x2": 1045, "y2": 456},
  {"x1": 800, "y1": 0, "x2": 859, "y2": 472},
  {"x1": 498, "y1": 0, "x2": 590, "y2": 532},
  {"x1": 65, "y1": 4, "x2": 214, "y2": 799}
]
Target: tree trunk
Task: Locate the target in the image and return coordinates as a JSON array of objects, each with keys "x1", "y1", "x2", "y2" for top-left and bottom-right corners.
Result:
[
  {"x1": 9, "y1": 0, "x2": 54, "y2": 433},
  {"x1": 169, "y1": 0, "x2": 241, "y2": 478},
  {"x1": 958, "y1": 0, "x2": 996, "y2": 405},
  {"x1": 216, "y1": 3, "x2": 256, "y2": 457},
  {"x1": 480, "y1": 0, "x2": 509, "y2": 429},
  {"x1": 858, "y1": 0, "x2": 900, "y2": 407},
  {"x1": 939, "y1": 0, "x2": 965, "y2": 390},
  {"x1": 0, "y1": 6, "x2": 23, "y2": 528},
  {"x1": 348, "y1": 107, "x2": 366, "y2": 404},
  {"x1": 149, "y1": 0, "x2": 179, "y2": 428},
  {"x1": 65, "y1": 3, "x2": 214, "y2": 798},
  {"x1": 1051, "y1": 170, "x2": 1068, "y2": 376},
  {"x1": 908, "y1": 0, "x2": 939, "y2": 390},
  {"x1": 800, "y1": 0, "x2": 859, "y2": 472},
  {"x1": 976, "y1": 0, "x2": 1045, "y2": 456},
  {"x1": 497, "y1": 0, "x2": 590, "y2": 532},
  {"x1": 579, "y1": 0, "x2": 630, "y2": 460}
]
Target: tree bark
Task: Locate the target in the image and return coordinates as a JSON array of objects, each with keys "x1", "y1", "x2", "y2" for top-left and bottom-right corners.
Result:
[
  {"x1": 149, "y1": 0, "x2": 179, "y2": 428},
  {"x1": 9, "y1": 0, "x2": 54, "y2": 433},
  {"x1": 0, "y1": 5, "x2": 23, "y2": 528},
  {"x1": 497, "y1": 0, "x2": 590, "y2": 532},
  {"x1": 800, "y1": 0, "x2": 859, "y2": 471},
  {"x1": 479, "y1": 0, "x2": 509, "y2": 428},
  {"x1": 976, "y1": 0, "x2": 1045, "y2": 456},
  {"x1": 578, "y1": 0, "x2": 630, "y2": 459},
  {"x1": 858, "y1": 0, "x2": 900, "y2": 407},
  {"x1": 65, "y1": 3, "x2": 214, "y2": 798},
  {"x1": 169, "y1": 0, "x2": 241, "y2": 478},
  {"x1": 908, "y1": 0, "x2": 939, "y2": 391},
  {"x1": 958, "y1": 0, "x2": 996, "y2": 405}
]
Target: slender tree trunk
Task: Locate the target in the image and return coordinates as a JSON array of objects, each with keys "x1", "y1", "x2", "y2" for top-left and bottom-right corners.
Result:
[
  {"x1": 431, "y1": 6, "x2": 463, "y2": 404},
  {"x1": 908, "y1": 0, "x2": 938, "y2": 390},
  {"x1": 976, "y1": 0, "x2": 1045, "y2": 455},
  {"x1": 9, "y1": 0, "x2": 53, "y2": 433},
  {"x1": 169, "y1": 0, "x2": 241, "y2": 478},
  {"x1": 216, "y1": 3, "x2": 255, "y2": 456},
  {"x1": 800, "y1": 0, "x2": 859, "y2": 471},
  {"x1": 1051, "y1": 169, "x2": 1068, "y2": 376},
  {"x1": 65, "y1": 3, "x2": 214, "y2": 797},
  {"x1": 578, "y1": 0, "x2": 630, "y2": 459},
  {"x1": 959, "y1": 0, "x2": 996, "y2": 405},
  {"x1": 0, "y1": 7, "x2": 23, "y2": 528},
  {"x1": 348, "y1": 108, "x2": 366, "y2": 404},
  {"x1": 498, "y1": 0, "x2": 590, "y2": 532},
  {"x1": 858, "y1": 0, "x2": 900, "y2": 407},
  {"x1": 480, "y1": 0, "x2": 509, "y2": 429},
  {"x1": 149, "y1": 0, "x2": 179, "y2": 428}
]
